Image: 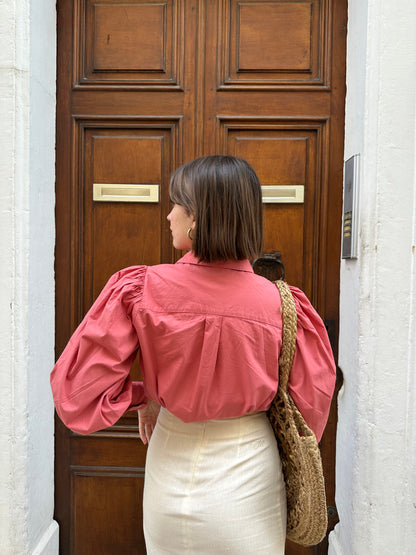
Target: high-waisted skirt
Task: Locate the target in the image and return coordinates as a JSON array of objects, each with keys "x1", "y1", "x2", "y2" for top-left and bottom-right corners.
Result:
[{"x1": 143, "y1": 408, "x2": 287, "y2": 554}]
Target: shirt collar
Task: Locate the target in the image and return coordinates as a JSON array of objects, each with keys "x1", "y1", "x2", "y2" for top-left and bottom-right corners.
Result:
[{"x1": 176, "y1": 250, "x2": 254, "y2": 273}]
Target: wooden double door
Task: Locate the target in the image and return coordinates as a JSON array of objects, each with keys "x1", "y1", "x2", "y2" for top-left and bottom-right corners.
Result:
[{"x1": 55, "y1": 0, "x2": 347, "y2": 553}]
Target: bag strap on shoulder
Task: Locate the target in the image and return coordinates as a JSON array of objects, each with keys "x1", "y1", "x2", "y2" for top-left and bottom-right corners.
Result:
[{"x1": 274, "y1": 280, "x2": 297, "y2": 391}]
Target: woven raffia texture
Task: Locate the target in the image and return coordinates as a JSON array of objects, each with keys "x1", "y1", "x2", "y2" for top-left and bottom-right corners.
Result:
[{"x1": 268, "y1": 280, "x2": 328, "y2": 547}]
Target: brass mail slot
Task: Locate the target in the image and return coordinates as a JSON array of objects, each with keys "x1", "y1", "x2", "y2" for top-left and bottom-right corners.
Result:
[
  {"x1": 261, "y1": 185, "x2": 304, "y2": 204},
  {"x1": 93, "y1": 183, "x2": 159, "y2": 203}
]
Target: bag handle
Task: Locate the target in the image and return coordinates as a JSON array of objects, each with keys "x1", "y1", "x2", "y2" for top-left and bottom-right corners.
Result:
[{"x1": 274, "y1": 280, "x2": 297, "y2": 391}]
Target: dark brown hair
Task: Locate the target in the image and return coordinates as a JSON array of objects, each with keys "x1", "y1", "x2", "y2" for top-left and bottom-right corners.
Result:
[{"x1": 169, "y1": 155, "x2": 263, "y2": 262}]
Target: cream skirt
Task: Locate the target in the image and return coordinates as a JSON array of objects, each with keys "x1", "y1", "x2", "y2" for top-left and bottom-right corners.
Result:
[{"x1": 143, "y1": 408, "x2": 286, "y2": 554}]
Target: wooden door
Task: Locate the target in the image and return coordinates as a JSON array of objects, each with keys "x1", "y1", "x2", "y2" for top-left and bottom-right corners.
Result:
[{"x1": 55, "y1": 1, "x2": 347, "y2": 553}]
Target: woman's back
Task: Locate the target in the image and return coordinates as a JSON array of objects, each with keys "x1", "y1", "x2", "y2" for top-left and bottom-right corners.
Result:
[{"x1": 134, "y1": 251, "x2": 283, "y2": 422}]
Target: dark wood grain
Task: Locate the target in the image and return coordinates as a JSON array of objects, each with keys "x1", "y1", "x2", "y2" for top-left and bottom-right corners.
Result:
[{"x1": 55, "y1": 0, "x2": 347, "y2": 553}]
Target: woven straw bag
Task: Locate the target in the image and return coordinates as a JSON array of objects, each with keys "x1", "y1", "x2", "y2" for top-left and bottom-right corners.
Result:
[{"x1": 268, "y1": 280, "x2": 328, "y2": 546}]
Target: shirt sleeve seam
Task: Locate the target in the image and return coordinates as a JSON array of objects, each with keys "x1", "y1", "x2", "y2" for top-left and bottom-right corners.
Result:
[{"x1": 54, "y1": 377, "x2": 115, "y2": 404}]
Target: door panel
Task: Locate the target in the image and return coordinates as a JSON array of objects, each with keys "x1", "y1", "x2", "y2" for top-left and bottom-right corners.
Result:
[
  {"x1": 82, "y1": 123, "x2": 178, "y2": 284},
  {"x1": 81, "y1": 0, "x2": 184, "y2": 87},
  {"x1": 71, "y1": 467, "x2": 145, "y2": 554},
  {"x1": 55, "y1": 0, "x2": 347, "y2": 553},
  {"x1": 221, "y1": 122, "x2": 323, "y2": 293},
  {"x1": 219, "y1": 0, "x2": 326, "y2": 87}
]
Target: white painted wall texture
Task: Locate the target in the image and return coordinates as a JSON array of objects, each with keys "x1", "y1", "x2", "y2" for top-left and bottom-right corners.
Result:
[
  {"x1": 0, "y1": 1, "x2": 57, "y2": 554},
  {"x1": 330, "y1": 1, "x2": 416, "y2": 554}
]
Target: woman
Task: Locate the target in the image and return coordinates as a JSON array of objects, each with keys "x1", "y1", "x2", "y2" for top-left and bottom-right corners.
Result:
[{"x1": 51, "y1": 155, "x2": 336, "y2": 554}]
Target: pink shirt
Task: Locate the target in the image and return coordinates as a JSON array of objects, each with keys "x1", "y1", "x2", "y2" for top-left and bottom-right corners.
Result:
[{"x1": 51, "y1": 251, "x2": 336, "y2": 441}]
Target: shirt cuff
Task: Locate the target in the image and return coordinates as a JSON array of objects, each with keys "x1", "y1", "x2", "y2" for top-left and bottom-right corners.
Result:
[{"x1": 129, "y1": 381, "x2": 147, "y2": 411}]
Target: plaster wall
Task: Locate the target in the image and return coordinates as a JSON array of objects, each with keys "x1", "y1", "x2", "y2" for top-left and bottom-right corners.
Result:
[
  {"x1": 330, "y1": 1, "x2": 416, "y2": 553},
  {"x1": 0, "y1": 1, "x2": 57, "y2": 553}
]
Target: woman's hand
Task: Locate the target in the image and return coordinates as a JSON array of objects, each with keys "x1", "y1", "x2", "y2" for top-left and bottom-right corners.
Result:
[{"x1": 138, "y1": 400, "x2": 161, "y2": 445}]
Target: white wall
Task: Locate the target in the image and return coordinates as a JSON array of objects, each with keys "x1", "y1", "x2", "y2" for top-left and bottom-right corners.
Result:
[
  {"x1": 0, "y1": 1, "x2": 57, "y2": 554},
  {"x1": 330, "y1": 1, "x2": 416, "y2": 554}
]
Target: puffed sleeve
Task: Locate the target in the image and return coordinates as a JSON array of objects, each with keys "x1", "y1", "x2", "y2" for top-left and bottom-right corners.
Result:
[
  {"x1": 50, "y1": 266, "x2": 147, "y2": 435},
  {"x1": 287, "y1": 286, "x2": 336, "y2": 442}
]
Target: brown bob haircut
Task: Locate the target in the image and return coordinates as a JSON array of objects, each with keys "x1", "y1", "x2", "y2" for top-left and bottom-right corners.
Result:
[{"x1": 169, "y1": 155, "x2": 263, "y2": 262}]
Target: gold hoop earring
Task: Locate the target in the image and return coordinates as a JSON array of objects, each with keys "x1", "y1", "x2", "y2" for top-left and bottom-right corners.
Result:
[{"x1": 187, "y1": 227, "x2": 193, "y2": 240}]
